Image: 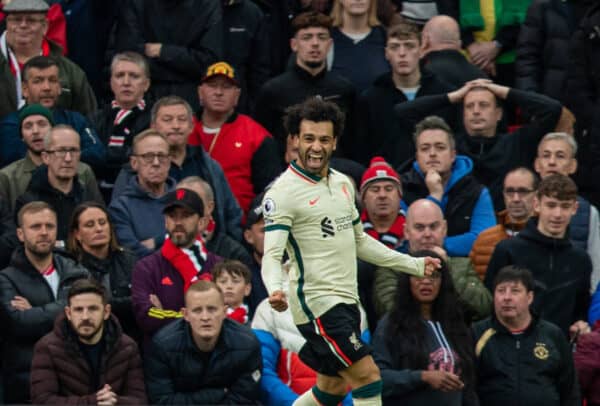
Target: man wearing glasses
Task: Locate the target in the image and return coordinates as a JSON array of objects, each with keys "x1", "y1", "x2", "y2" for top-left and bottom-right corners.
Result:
[
  {"x1": 109, "y1": 129, "x2": 176, "y2": 259},
  {"x1": 470, "y1": 167, "x2": 538, "y2": 280},
  {"x1": 15, "y1": 124, "x2": 103, "y2": 247},
  {"x1": 0, "y1": 0, "x2": 96, "y2": 119}
]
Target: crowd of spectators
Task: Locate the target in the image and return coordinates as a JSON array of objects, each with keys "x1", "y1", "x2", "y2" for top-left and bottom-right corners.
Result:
[{"x1": 1, "y1": 0, "x2": 600, "y2": 404}]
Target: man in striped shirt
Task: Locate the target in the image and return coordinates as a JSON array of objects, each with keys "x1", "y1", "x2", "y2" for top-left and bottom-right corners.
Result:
[{"x1": 262, "y1": 97, "x2": 439, "y2": 406}]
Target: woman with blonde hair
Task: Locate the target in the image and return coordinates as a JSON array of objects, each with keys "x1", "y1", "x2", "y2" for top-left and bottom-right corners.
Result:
[{"x1": 328, "y1": 0, "x2": 389, "y2": 92}]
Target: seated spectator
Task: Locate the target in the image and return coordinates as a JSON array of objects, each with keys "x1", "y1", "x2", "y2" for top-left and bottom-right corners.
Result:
[
  {"x1": 474, "y1": 266, "x2": 580, "y2": 405},
  {"x1": 470, "y1": 167, "x2": 538, "y2": 280},
  {"x1": 534, "y1": 132, "x2": 600, "y2": 292},
  {"x1": 395, "y1": 78, "x2": 562, "y2": 209},
  {"x1": 144, "y1": 280, "x2": 262, "y2": 404},
  {"x1": 355, "y1": 22, "x2": 453, "y2": 167},
  {"x1": 108, "y1": 129, "x2": 175, "y2": 258},
  {"x1": 131, "y1": 188, "x2": 221, "y2": 344},
  {"x1": 328, "y1": 0, "x2": 389, "y2": 94},
  {"x1": 114, "y1": 0, "x2": 222, "y2": 111},
  {"x1": 222, "y1": 0, "x2": 270, "y2": 113},
  {"x1": 0, "y1": 0, "x2": 97, "y2": 119},
  {"x1": 178, "y1": 176, "x2": 253, "y2": 267},
  {"x1": 357, "y1": 156, "x2": 405, "y2": 328},
  {"x1": 486, "y1": 175, "x2": 591, "y2": 336},
  {"x1": 573, "y1": 321, "x2": 600, "y2": 406},
  {"x1": 420, "y1": 15, "x2": 487, "y2": 89},
  {"x1": 373, "y1": 250, "x2": 477, "y2": 405},
  {"x1": 375, "y1": 199, "x2": 492, "y2": 322},
  {"x1": 0, "y1": 56, "x2": 104, "y2": 168},
  {"x1": 0, "y1": 104, "x2": 97, "y2": 213},
  {"x1": 212, "y1": 260, "x2": 252, "y2": 324},
  {"x1": 400, "y1": 115, "x2": 496, "y2": 256},
  {"x1": 251, "y1": 269, "x2": 369, "y2": 406},
  {"x1": 67, "y1": 202, "x2": 139, "y2": 341},
  {"x1": 30, "y1": 278, "x2": 147, "y2": 405},
  {"x1": 15, "y1": 125, "x2": 104, "y2": 245},
  {"x1": 254, "y1": 11, "x2": 355, "y2": 158},
  {"x1": 89, "y1": 51, "x2": 151, "y2": 201},
  {"x1": 0, "y1": 202, "x2": 88, "y2": 404},
  {"x1": 113, "y1": 96, "x2": 243, "y2": 242},
  {"x1": 188, "y1": 61, "x2": 280, "y2": 215}
]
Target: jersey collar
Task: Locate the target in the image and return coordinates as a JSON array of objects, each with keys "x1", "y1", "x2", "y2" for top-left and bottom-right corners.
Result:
[{"x1": 290, "y1": 160, "x2": 331, "y2": 183}]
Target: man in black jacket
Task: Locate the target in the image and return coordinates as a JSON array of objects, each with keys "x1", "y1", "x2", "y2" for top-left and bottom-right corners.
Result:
[
  {"x1": 144, "y1": 280, "x2": 262, "y2": 404},
  {"x1": 15, "y1": 125, "x2": 104, "y2": 246},
  {"x1": 115, "y1": 0, "x2": 223, "y2": 111},
  {"x1": 355, "y1": 21, "x2": 454, "y2": 167},
  {"x1": 0, "y1": 201, "x2": 88, "y2": 404},
  {"x1": 223, "y1": 0, "x2": 271, "y2": 113},
  {"x1": 395, "y1": 78, "x2": 562, "y2": 209},
  {"x1": 254, "y1": 11, "x2": 355, "y2": 159},
  {"x1": 485, "y1": 174, "x2": 591, "y2": 337},
  {"x1": 474, "y1": 265, "x2": 580, "y2": 406}
]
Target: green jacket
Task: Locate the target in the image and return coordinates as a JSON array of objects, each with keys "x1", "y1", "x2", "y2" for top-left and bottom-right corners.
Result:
[
  {"x1": 0, "y1": 40, "x2": 97, "y2": 119},
  {"x1": 374, "y1": 256, "x2": 492, "y2": 322},
  {"x1": 0, "y1": 154, "x2": 98, "y2": 213}
]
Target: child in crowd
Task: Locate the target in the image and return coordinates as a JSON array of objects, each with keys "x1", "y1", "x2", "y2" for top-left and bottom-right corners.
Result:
[{"x1": 212, "y1": 260, "x2": 253, "y2": 324}]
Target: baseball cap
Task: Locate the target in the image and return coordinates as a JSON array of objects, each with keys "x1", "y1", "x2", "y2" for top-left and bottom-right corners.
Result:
[
  {"x1": 3, "y1": 0, "x2": 49, "y2": 13},
  {"x1": 163, "y1": 188, "x2": 205, "y2": 216},
  {"x1": 201, "y1": 61, "x2": 240, "y2": 87},
  {"x1": 360, "y1": 156, "x2": 402, "y2": 196}
]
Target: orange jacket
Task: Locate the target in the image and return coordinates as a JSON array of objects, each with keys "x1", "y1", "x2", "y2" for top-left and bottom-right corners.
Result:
[{"x1": 469, "y1": 210, "x2": 527, "y2": 280}]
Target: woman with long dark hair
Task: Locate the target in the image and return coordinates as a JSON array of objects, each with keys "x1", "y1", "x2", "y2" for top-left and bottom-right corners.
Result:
[
  {"x1": 373, "y1": 250, "x2": 478, "y2": 405},
  {"x1": 67, "y1": 202, "x2": 139, "y2": 340}
]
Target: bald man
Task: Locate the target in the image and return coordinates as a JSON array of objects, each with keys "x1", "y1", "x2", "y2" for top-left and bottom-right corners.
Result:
[
  {"x1": 421, "y1": 15, "x2": 487, "y2": 89},
  {"x1": 374, "y1": 199, "x2": 492, "y2": 321}
]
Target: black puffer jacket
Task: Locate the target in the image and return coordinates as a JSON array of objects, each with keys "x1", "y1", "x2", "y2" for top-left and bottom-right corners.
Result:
[
  {"x1": 474, "y1": 314, "x2": 580, "y2": 406},
  {"x1": 0, "y1": 249, "x2": 89, "y2": 404},
  {"x1": 144, "y1": 318, "x2": 262, "y2": 404},
  {"x1": 485, "y1": 217, "x2": 591, "y2": 335},
  {"x1": 515, "y1": 0, "x2": 594, "y2": 103}
]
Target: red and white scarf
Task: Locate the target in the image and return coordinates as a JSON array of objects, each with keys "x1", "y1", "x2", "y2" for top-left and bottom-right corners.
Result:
[
  {"x1": 361, "y1": 209, "x2": 406, "y2": 249},
  {"x1": 161, "y1": 235, "x2": 211, "y2": 292},
  {"x1": 108, "y1": 99, "x2": 146, "y2": 147}
]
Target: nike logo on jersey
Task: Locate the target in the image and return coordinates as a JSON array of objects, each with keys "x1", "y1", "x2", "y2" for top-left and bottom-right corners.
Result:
[{"x1": 309, "y1": 197, "x2": 320, "y2": 206}]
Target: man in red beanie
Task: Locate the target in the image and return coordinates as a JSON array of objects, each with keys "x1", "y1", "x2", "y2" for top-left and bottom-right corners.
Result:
[{"x1": 359, "y1": 156, "x2": 405, "y2": 249}]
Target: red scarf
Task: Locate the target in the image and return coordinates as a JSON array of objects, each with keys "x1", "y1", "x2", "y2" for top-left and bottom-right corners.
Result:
[
  {"x1": 360, "y1": 209, "x2": 406, "y2": 249},
  {"x1": 161, "y1": 236, "x2": 211, "y2": 292},
  {"x1": 227, "y1": 304, "x2": 249, "y2": 324}
]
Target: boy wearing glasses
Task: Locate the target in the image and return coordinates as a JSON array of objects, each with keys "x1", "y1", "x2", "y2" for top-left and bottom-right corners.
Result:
[{"x1": 14, "y1": 124, "x2": 103, "y2": 247}]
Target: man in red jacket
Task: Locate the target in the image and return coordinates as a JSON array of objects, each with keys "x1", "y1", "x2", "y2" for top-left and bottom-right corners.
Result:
[
  {"x1": 188, "y1": 61, "x2": 281, "y2": 217},
  {"x1": 30, "y1": 278, "x2": 147, "y2": 405}
]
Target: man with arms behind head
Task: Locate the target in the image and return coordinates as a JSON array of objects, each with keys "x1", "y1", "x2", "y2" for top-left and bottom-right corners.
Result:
[
  {"x1": 30, "y1": 278, "x2": 147, "y2": 405},
  {"x1": 0, "y1": 202, "x2": 88, "y2": 404},
  {"x1": 470, "y1": 167, "x2": 538, "y2": 280},
  {"x1": 474, "y1": 266, "x2": 580, "y2": 405},
  {"x1": 262, "y1": 97, "x2": 439, "y2": 406},
  {"x1": 144, "y1": 280, "x2": 262, "y2": 404},
  {"x1": 486, "y1": 175, "x2": 591, "y2": 337}
]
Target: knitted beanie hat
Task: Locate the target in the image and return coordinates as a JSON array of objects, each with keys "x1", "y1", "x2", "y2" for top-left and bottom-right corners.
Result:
[
  {"x1": 360, "y1": 156, "x2": 401, "y2": 197},
  {"x1": 18, "y1": 104, "x2": 54, "y2": 129}
]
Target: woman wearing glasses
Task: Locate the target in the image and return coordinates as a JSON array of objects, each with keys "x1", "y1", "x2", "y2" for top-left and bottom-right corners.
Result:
[{"x1": 372, "y1": 250, "x2": 478, "y2": 405}]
